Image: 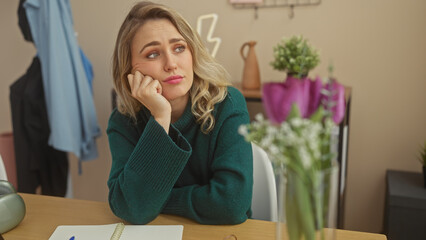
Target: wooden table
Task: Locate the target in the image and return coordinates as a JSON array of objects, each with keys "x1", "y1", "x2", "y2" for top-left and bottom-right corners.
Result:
[
  {"x1": 232, "y1": 82, "x2": 262, "y2": 102},
  {"x1": 3, "y1": 193, "x2": 387, "y2": 240}
]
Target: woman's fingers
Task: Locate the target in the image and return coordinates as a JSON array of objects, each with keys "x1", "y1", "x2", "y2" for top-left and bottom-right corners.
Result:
[
  {"x1": 133, "y1": 71, "x2": 144, "y2": 94},
  {"x1": 127, "y1": 71, "x2": 171, "y2": 129},
  {"x1": 128, "y1": 71, "x2": 145, "y2": 96},
  {"x1": 128, "y1": 73, "x2": 140, "y2": 94},
  {"x1": 139, "y1": 74, "x2": 153, "y2": 90},
  {"x1": 149, "y1": 79, "x2": 162, "y2": 94},
  {"x1": 128, "y1": 71, "x2": 161, "y2": 101},
  {"x1": 127, "y1": 74, "x2": 134, "y2": 90}
]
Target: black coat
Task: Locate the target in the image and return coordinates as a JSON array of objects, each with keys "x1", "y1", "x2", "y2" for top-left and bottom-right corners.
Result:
[
  {"x1": 10, "y1": 57, "x2": 68, "y2": 196},
  {"x1": 18, "y1": 0, "x2": 33, "y2": 42}
]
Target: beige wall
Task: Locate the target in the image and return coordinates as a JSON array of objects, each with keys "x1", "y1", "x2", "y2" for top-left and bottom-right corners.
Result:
[{"x1": 1, "y1": 0, "x2": 426, "y2": 233}]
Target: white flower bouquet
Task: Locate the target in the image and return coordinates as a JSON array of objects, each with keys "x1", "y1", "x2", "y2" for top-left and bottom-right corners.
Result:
[{"x1": 240, "y1": 77, "x2": 343, "y2": 240}]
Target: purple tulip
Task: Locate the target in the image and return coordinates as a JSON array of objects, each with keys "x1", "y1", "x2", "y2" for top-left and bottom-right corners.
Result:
[
  {"x1": 262, "y1": 77, "x2": 308, "y2": 123},
  {"x1": 307, "y1": 77, "x2": 323, "y2": 117},
  {"x1": 261, "y1": 82, "x2": 289, "y2": 123},
  {"x1": 262, "y1": 77, "x2": 346, "y2": 124},
  {"x1": 321, "y1": 79, "x2": 346, "y2": 124}
]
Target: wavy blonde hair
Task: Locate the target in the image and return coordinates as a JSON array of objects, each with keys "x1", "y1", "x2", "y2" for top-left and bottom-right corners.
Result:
[{"x1": 112, "y1": 1, "x2": 230, "y2": 133}]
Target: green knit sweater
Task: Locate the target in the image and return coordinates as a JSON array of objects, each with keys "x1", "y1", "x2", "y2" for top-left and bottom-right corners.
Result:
[{"x1": 107, "y1": 86, "x2": 253, "y2": 225}]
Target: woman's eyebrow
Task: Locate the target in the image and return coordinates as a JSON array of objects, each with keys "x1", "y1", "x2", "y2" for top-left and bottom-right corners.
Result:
[
  {"x1": 139, "y1": 38, "x2": 186, "y2": 54},
  {"x1": 169, "y1": 38, "x2": 185, "y2": 44},
  {"x1": 139, "y1": 41, "x2": 160, "y2": 54}
]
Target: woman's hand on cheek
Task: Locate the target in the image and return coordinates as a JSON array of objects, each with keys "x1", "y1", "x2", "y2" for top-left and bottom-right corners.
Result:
[{"x1": 128, "y1": 71, "x2": 171, "y2": 132}]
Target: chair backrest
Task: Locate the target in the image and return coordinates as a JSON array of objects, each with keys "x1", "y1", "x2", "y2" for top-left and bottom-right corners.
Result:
[
  {"x1": 251, "y1": 143, "x2": 278, "y2": 222},
  {"x1": 0, "y1": 132, "x2": 17, "y2": 187},
  {"x1": 0, "y1": 154, "x2": 8, "y2": 181}
]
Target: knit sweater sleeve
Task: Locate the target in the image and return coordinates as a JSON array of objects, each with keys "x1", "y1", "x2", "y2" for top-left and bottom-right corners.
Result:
[
  {"x1": 162, "y1": 89, "x2": 253, "y2": 225},
  {"x1": 106, "y1": 110, "x2": 192, "y2": 224}
]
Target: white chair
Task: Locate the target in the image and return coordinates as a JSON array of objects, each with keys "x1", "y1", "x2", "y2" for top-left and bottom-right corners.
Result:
[
  {"x1": 0, "y1": 154, "x2": 8, "y2": 181},
  {"x1": 251, "y1": 143, "x2": 278, "y2": 221}
]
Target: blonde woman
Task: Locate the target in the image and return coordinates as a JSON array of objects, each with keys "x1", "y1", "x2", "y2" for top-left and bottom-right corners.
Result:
[{"x1": 107, "y1": 1, "x2": 252, "y2": 224}]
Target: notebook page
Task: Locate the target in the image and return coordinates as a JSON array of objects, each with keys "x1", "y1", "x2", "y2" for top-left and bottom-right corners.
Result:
[
  {"x1": 121, "y1": 225, "x2": 184, "y2": 240},
  {"x1": 49, "y1": 224, "x2": 116, "y2": 240},
  {"x1": 49, "y1": 224, "x2": 184, "y2": 240}
]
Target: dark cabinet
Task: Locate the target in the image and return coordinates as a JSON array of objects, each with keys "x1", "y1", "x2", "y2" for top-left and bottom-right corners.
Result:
[{"x1": 383, "y1": 170, "x2": 426, "y2": 240}]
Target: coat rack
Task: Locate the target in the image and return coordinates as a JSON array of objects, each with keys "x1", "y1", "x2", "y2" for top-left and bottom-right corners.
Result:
[{"x1": 229, "y1": 0, "x2": 321, "y2": 19}]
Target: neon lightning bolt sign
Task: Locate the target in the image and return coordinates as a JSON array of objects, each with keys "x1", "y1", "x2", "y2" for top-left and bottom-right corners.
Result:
[{"x1": 196, "y1": 14, "x2": 221, "y2": 58}]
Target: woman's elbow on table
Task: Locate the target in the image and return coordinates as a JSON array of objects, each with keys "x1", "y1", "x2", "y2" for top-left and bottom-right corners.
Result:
[
  {"x1": 222, "y1": 213, "x2": 249, "y2": 225},
  {"x1": 221, "y1": 205, "x2": 250, "y2": 225},
  {"x1": 110, "y1": 203, "x2": 160, "y2": 224},
  {"x1": 108, "y1": 196, "x2": 161, "y2": 225},
  {"x1": 202, "y1": 200, "x2": 250, "y2": 225}
]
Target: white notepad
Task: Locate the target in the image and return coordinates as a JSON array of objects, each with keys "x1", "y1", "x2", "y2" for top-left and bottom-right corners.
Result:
[{"x1": 49, "y1": 223, "x2": 184, "y2": 240}]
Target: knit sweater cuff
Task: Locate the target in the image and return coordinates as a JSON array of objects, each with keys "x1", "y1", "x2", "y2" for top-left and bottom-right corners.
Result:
[
  {"x1": 162, "y1": 187, "x2": 195, "y2": 218},
  {"x1": 127, "y1": 117, "x2": 192, "y2": 192}
]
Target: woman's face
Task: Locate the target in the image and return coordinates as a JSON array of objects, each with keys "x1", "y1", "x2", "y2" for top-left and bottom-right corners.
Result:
[{"x1": 131, "y1": 18, "x2": 194, "y2": 102}]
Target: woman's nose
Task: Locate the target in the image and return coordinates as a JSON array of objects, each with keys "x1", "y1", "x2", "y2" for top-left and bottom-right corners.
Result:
[{"x1": 164, "y1": 52, "x2": 178, "y2": 72}]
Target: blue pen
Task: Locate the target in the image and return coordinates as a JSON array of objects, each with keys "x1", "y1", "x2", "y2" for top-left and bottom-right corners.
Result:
[{"x1": 69, "y1": 236, "x2": 75, "y2": 240}]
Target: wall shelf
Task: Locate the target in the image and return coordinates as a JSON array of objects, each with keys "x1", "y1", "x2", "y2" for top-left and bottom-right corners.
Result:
[{"x1": 230, "y1": 0, "x2": 321, "y2": 19}]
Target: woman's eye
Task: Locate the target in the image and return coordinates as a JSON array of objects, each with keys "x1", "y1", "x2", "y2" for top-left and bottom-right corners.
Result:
[
  {"x1": 146, "y1": 52, "x2": 159, "y2": 59},
  {"x1": 175, "y1": 45, "x2": 185, "y2": 53}
]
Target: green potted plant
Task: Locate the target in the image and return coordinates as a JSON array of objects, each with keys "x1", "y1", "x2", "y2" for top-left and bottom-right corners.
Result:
[
  {"x1": 418, "y1": 142, "x2": 426, "y2": 188},
  {"x1": 270, "y1": 35, "x2": 320, "y2": 79}
]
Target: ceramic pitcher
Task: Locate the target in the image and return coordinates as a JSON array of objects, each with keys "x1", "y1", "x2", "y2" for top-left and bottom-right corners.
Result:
[{"x1": 240, "y1": 41, "x2": 261, "y2": 90}]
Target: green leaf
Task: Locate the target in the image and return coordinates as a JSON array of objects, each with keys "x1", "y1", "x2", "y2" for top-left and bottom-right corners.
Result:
[
  {"x1": 287, "y1": 169, "x2": 316, "y2": 240},
  {"x1": 285, "y1": 187, "x2": 302, "y2": 240},
  {"x1": 309, "y1": 106, "x2": 325, "y2": 123},
  {"x1": 270, "y1": 35, "x2": 320, "y2": 74},
  {"x1": 287, "y1": 104, "x2": 302, "y2": 121}
]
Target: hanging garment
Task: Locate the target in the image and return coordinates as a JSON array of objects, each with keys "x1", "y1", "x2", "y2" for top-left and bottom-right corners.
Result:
[
  {"x1": 23, "y1": 0, "x2": 100, "y2": 161},
  {"x1": 18, "y1": 0, "x2": 33, "y2": 42},
  {"x1": 10, "y1": 57, "x2": 69, "y2": 196},
  {"x1": 80, "y1": 48, "x2": 94, "y2": 94},
  {"x1": 19, "y1": 0, "x2": 94, "y2": 94}
]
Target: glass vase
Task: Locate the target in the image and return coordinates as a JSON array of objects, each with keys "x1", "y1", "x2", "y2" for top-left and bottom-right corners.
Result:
[{"x1": 276, "y1": 164, "x2": 339, "y2": 240}]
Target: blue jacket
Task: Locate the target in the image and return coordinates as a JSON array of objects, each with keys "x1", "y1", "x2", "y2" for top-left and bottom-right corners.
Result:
[{"x1": 24, "y1": 0, "x2": 100, "y2": 161}]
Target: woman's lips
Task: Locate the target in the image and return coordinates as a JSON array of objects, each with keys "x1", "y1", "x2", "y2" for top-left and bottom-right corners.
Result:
[{"x1": 164, "y1": 75, "x2": 183, "y2": 84}]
